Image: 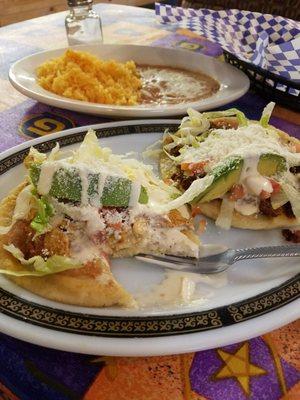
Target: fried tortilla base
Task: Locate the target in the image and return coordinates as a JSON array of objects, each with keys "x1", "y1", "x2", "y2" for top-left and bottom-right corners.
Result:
[
  {"x1": 199, "y1": 200, "x2": 299, "y2": 230},
  {"x1": 160, "y1": 124, "x2": 300, "y2": 230},
  {"x1": 0, "y1": 184, "x2": 199, "y2": 307},
  {"x1": 0, "y1": 184, "x2": 135, "y2": 308}
]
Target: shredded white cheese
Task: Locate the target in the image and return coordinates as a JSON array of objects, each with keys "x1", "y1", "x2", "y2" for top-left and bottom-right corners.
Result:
[{"x1": 180, "y1": 123, "x2": 299, "y2": 169}]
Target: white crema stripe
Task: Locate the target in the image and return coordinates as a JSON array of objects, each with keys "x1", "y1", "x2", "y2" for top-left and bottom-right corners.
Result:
[
  {"x1": 97, "y1": 173, "x2": 107, "y2": 207},
  {"x1": 79, "y1": 169, "x2": 90, "y2": 206},
  {"x1": 129, "y1": 181, "x2": 141, "y2": 208},
  {"x1": 89, "y1": 173, "x2": 107, "y2": 207},
  {"x1": 37, "y1": 162, "x2": 59, "y2": 195}
]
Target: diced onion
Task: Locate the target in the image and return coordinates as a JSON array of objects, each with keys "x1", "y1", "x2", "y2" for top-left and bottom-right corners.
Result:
[
  {"x1": 271, "y1": 190, "x2": 289, "y2": 209},
  {"x1": 216, "y1": 198, "x2": 235, "y2": 230}
]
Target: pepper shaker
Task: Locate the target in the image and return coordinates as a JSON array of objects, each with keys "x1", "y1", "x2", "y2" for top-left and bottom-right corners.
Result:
[{"x1": 65, "y1": 0, "x2": 103, "y2": 45}]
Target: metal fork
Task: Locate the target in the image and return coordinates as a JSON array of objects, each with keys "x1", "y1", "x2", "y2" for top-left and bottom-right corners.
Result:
[{"x1": 135, "y1": 244, "x2": 300, "y2": 274}]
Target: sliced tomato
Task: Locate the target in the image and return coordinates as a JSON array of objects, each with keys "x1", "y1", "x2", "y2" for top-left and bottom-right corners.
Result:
[
  {"x1": 229, "y1": 184, "x2": 245, "y2": 201},
  {"x1": 269, "y1": 179, "x2": 281, "y2": 194},
  {"x1": 191, "y1": 206, "x2": 202, "y2": 217}
]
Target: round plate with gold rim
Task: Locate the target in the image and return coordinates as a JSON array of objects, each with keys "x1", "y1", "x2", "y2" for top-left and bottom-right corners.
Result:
[{"x1": 0, "y1": 121, "x2": 299, "y2": 356}]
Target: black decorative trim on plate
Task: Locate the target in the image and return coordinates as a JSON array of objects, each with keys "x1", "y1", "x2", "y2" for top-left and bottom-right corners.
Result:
[
  {"x1": 0, "y1": 123, "x2": 178, "y2": 175},
  {"x1": 0, "y1": 275, "x2": 298, "y2": 337},
  {"x1": 0, "y1": 123, "x2": 299, "y2": 337}
]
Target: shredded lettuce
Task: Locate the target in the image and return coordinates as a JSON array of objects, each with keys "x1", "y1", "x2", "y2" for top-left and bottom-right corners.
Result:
[
  {"x1": 178, "y1": 107, "x2": 249, "y2": 132},
  {"x1": 154, "y1": 175, "x2": 214, "y2": 213},
  {"x1": 260, "y1": 102, "x2": 275, "y2": 128},
  {"x1": 271, "y1": 190, "x2": 289, "y2": 210},
  {"x1": 0, "y1": 244, "x2": 80, "y2": 276},
  {"x1": 163, "y1": 134, "x2": 199, "y2": 158},
  {"x1": 281, "y1": 182, "x2": 300, "y2": 218},
  {"x1": 202, "y1": 109, "x2": 240, "y2": 119},
  {"x1": 177, "y1": 108, "x2": 210, "y2": 136},
  {"x1": 142, "y1": 139, "x2": 163, "y2": 160},
  {"x1": 162, "y1": 109, "x2": 210, "y2": 154},
  {"x1": 25, "y1": 147, "x2": 47, "y2": 166},
  {"x1": 163, "y1": 107, "x2": 250, "y2": 162},
  {"x1": 236, "y1": 110, "x2": 248, "y2": 127},
  {"x1": 30, "y1": 193, "x2": 54, "y2": 234},
  {"x1": 142, "y1": 148, "x2": 162, "y2": 160},
  {"x1": 71, "y1": 129, "x2": 112, "y2": 164},
  {"x1": 48, "y1": 143, "x2": 61, "y2": 161},
  {"x1": 0, "y1": 185, "x2": 35, "y2": 235}
]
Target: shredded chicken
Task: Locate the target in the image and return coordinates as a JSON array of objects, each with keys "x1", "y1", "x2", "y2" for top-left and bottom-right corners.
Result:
[
  {"x1": 210, "y1": 117, "x2": 239, "y2": 129},
  {"x1": 6, "y1": 220, "x2": 44, "y2": 258},
  {"x1": 6, "y1": 219, "x2": 70, "y2": 259},
  {"x1": 44, "y1": 228, "x2": 70, "y2": 257}
]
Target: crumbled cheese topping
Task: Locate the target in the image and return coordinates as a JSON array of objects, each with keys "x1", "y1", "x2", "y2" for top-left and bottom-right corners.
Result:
[{"x1": 180, "y1": 123, "x2": 299, "y2": 169}]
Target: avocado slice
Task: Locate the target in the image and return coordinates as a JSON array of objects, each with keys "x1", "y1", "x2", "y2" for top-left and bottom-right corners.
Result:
[
  {"x1": 30, "y1": 164, "x2": 148, "y2": 207},
  {"x1": 196, "y1": 157, "x2": 243, "y2": 204},
  {"x1": 101, "y1": 176, "x2": 132, "y2": 207},
  {"x1": 193, "y1": 153, "x2": 286, "y2": 204},
  {"x1": 257, "y1": 153, "x2": 286, "y2": 176},
  {"x1": 49, "y1": 167, "x2": 82, "y2": 202}
]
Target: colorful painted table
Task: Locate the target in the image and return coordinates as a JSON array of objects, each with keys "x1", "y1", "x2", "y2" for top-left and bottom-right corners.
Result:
[{"x1": 0, "y1": 4, "x2": 299, "y2": 400}]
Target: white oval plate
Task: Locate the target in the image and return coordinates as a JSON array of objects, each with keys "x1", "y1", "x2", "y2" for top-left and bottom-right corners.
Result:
[
  {"x1": 0, "y1": 121, "x2": 299, "y2": 356},
  {"x1": 9, "y1": 44, "x2": 249, "y2": 118}
]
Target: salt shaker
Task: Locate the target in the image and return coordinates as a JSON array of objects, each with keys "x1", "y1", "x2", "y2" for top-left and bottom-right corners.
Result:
[{"x1": 65, "y1": 0, "x2": 103, "y2": 45}]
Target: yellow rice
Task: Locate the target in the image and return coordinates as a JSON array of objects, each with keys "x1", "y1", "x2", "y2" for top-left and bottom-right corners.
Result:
[{"x1": 36, "y1": 49, "x2": 142, "y2": 106}]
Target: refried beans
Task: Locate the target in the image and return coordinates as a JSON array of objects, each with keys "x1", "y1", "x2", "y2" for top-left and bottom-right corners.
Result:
[{"x1": 138, "y1": 65, "x2": 220, "y2": 105}]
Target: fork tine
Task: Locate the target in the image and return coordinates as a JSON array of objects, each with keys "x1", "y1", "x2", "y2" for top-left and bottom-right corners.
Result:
[{"x1": 136, "y1": 253, "x2": 197, "y2": 265}]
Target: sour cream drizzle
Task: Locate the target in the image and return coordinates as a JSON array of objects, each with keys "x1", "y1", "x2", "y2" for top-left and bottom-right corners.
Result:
[
  {"x1": 129, "y1": 181, "x2": 142, "y2": 207},
  {"x1": 90, "y1": 173, "x2": 107, "y2": 208},
  {"x1": 234, "y1": 155, "x2": 273, "y2": 216},
  {"x1": 79, "y1": 168, "x2": 90, "y2": 206},
  {"x1": 37, "y1": 162, "x2": 59, "y2": 195},
  {"x1": 36, "y1": 161, "x2": 143, "y2": 209}
]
